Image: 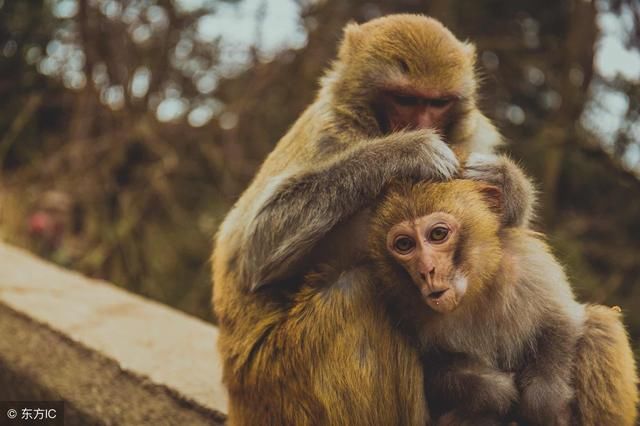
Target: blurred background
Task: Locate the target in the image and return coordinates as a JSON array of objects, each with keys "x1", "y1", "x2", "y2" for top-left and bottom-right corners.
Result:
[{"x1": 0, "y1": 0, "x2": 638, "y2": 356}]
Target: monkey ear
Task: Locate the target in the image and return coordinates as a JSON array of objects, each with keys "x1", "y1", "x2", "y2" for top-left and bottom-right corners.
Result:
[
  {"x1": 477, "y1": 184, "x2": 502, "y2": 216},
  {"x1": 338, "y1": 21, "x2": 364, "y2": 61}
]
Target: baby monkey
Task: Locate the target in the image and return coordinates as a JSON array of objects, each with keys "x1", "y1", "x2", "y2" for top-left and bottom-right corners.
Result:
[{"x1": 369, "y1": 180, "x2": 638, "y2": 426}]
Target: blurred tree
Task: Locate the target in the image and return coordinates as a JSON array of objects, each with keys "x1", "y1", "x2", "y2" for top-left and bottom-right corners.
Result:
[{"x1": 0, "y1": 0, "x2": 638, "y2": 357}]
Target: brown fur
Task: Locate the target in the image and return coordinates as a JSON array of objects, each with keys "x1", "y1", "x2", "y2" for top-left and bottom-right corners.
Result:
[
  {"x1": 220, "y1": 267, "x2": 427, "y2": 425},
  {"x1": 213, "y1": 15, "x2": 532, "y2": 425},
  {"x1": 369, "y1": 180, "x2": 639, "y2": 425},
  {"x1": 572, "y1": 305, "x2": 639, "y2": 425}
]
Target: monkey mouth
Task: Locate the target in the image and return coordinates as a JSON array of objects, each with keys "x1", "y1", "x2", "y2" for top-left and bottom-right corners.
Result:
[
  {"x1": 423, "y1": 287, "x2": 457, "y2": 313},
  {"x1": 427, "y1": 289, "x2": 449, "y2": 300}
]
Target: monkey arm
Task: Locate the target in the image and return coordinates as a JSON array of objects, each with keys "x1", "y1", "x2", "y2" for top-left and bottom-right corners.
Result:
[
  {"x1": 463, "y1": 153, "x2": 536, "y2": 228},
  {"x1": 244, "y1": 129, "x2": 459, "y2": 291},
  {"x1": 517, "y1": 321, "x2": 576, "y2": 425},
  {"x1": 424, "y1": 351, "x2": 518, "y2": 418}
]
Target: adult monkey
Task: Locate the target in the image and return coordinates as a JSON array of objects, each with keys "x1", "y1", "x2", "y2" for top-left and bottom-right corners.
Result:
[{"x1": 212, "y1": 15, "x2": 534, "y2": 425}]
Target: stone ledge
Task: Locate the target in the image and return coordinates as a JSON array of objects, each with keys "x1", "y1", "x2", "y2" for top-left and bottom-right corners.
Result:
[{"x1": 0, "y1": 242, "x2": 227, "y2": 425}]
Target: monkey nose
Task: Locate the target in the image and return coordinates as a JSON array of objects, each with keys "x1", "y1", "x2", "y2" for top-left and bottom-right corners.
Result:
[{"x1": 419, "y1": 266, "x2": 435, "y2": 282}]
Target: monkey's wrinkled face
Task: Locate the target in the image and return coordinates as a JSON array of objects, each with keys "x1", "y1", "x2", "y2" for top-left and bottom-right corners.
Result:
[
  {"x1": 379, "y1": 87, "x2": 458, "y2": 133},
  {"x1": 386, "y1": 212, "x2": 467, "y2": 313}
]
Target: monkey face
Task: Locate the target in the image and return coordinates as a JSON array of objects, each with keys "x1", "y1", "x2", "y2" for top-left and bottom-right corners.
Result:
[
  {"x1": 370, "y1": 180, "x2": 504, "y2": 316},
  {"x1": 386, "y1": 212, "x2": 468, "y2": 313},
  {"x1": 336, "y1": 14, "x2": 477, "y2": 139},
  {"x1": 377, "y1": 89, "x2": 459, "y2": 133}
]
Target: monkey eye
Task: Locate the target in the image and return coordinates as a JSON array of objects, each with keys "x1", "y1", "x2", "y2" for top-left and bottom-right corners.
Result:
[
  {"x1": 393, "y1": 236, "x2": 415, "y2": 253},
  {"x1": 392, "y1": 94, "x2": 420, "y2": 107},
  {"x1": 426, "y1": 98, "x2": 453, "y2": 109},
  {"x1": 428, "y1": 226, "x2": 450, "y2": 243}
]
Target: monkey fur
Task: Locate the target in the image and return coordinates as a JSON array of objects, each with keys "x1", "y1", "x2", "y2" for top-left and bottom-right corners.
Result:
[
  {"x1": 571, "y1": 304, "x2": 639, "y2": 425},
  {"x1": 212, "y1": 15, "x2": 536, "y2": 425},
  {"x1": 369, "y1": 179, "x2": 639, "y2": 426}
]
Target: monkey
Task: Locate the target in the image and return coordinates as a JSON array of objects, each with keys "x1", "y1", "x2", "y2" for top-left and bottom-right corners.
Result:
[
  {"x1": 212, "y1": 14, "x2": 536, "y2": 424},
  {"x1": 368, "y1": 179, "x2": 639, "y2": 426}
]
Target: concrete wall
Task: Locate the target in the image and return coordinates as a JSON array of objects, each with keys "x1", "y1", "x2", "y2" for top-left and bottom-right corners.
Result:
[{"x1": 0, "y1": 242, "x2": 227, "y2": 425}]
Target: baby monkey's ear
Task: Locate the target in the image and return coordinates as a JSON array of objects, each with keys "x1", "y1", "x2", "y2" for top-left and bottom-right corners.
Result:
[{"x1": 477, "y1": 184, "x2": 503, "y2": 217}]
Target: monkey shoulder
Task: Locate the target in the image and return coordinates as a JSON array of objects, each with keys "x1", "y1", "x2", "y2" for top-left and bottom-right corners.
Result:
[
  {"x1": 500, "y1": 229, "x2": 569, "y2": 296},
  {"x1": 498, "y1": 229, "x2": 586, "y2": 339}
]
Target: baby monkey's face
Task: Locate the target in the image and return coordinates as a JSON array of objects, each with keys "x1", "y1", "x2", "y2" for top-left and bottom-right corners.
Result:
[{"x1": 386, "y1": 212, "x2": 468, "y2": 313}]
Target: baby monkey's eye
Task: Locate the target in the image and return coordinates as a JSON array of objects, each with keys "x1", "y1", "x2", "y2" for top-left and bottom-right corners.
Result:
[
  {"x1": 428, "y1": 226, "x2": 450, "y2": 243},
  {"x1": 393, "y1": 236, "x2": 415, "y2": 253}
]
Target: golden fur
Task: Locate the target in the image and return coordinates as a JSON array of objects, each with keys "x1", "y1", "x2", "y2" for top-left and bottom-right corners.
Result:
[{"x1": 370, "y1": 180, "x2": 638, "y2": 425}]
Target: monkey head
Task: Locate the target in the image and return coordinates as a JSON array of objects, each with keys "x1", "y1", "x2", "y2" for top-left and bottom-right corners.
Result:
[
  {"x1": 370, "y1": 180, "x2": 504, "y2": 314},
  {"x1": 330, "y1": 14, "x2": 477, "y2": 140},
  {"x1": 385, "y1": 211, "x2": 465, "y2": 313}
]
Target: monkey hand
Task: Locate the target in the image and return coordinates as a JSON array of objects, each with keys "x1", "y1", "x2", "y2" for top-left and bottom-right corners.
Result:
[
  {"x1": 430, "y1": 367, "x2": 518, "y2": 417},
  {"x1": 464, "y1": 370, "x2": 519, "y2": 416},
  {"x1": 462, "y1": 153, "x2": 536, "y2": 228},
  {"x1": 519, "y1": 376, "x2": 572, "y2": 426},
  {"x1": 393, "y1": 129, "x2": 459, "y2": 181}
]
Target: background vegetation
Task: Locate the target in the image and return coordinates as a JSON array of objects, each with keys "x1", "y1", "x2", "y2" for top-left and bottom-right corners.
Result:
[{"x1": 1, "y1": 0, "x2": 639, "y2": 356}]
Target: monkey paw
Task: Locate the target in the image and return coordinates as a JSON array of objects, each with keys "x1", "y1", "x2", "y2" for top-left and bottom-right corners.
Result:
[
  {"x1": 467, "y1": 370, "x2": 518, "y2": 416},
  {"x1": 520, "y1": 377, "x2": 572, "y2": 426},
  {"x1": 463, "y1": 152, "x2": 536, "y2": 228},
  {"x1": 462, "y1": 153, "x2": 504, "y2": 185},
  {"x1": 418, "y1": 135, "x2": 459, "y2": 180}
]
